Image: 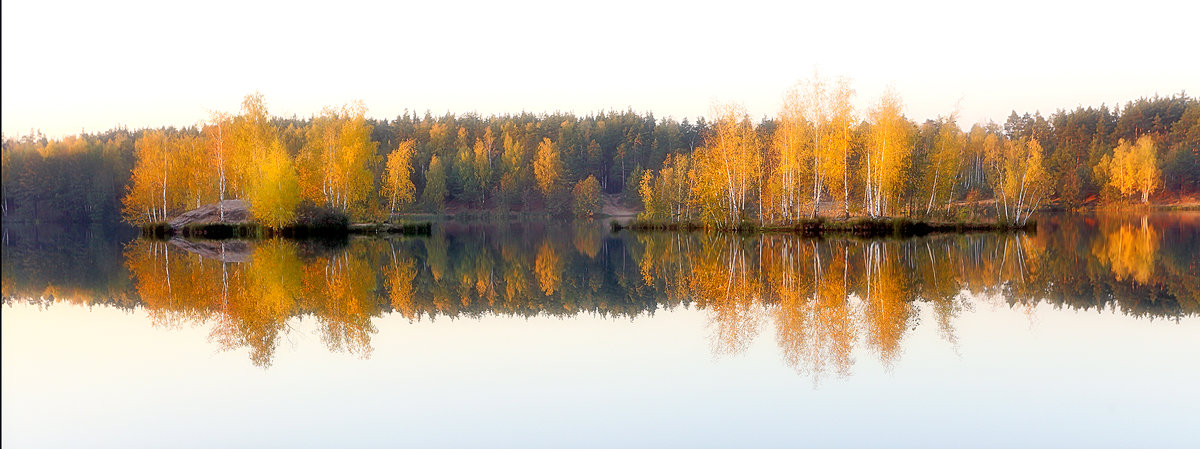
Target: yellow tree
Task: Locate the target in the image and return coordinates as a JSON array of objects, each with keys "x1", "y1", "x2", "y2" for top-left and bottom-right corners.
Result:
[
  {"x1": 991, "y1": 137, "x2": 1049, "y2": 225},
  {"x1": 767, "y1": 85, "x2": 811, "y2": 222},
  {"x1": 1101, "y1": 136, "x2": 1161, "y2": 203},
  {"x1": 533, "y1": 137, "x2": 562, "y2": 200},
  {"x1": 1131, "y1": 136, "x2": 1161, "y2": 203},
  {"x1": 254, "y1": 147, "x2": 301, "y2": 227},
  {"x1": 301, "y1": 103, "x2": 378, "y2": 216},
  {"x1": 925, "y1": 112, "x2": 965, "y2": 215},
  {"x1": 693, "y1": 103, "x2": 762, "y2": 227},
  {"x1": 826, "y1": 77, "x2": 855, "y2": 217},
  {"x1": 864, "y1": 89, "x2": 912, "y2": 217},
  {"x1": 298, "y1": 109, "x2": 338, "y2": 205},
  {"x1": 232, "y1": 93, "x2": 300, "y2": 227},
  {"x1": 122, "y1": 130, "x2": 170, "y2": 224},
  {"x1": 334, "y1": 103, "x2": 378, "y2": 215},
  {"x1": 768, "y1": 74, "x2": 854, "y2": 221},
  {"x1": 638, "y1": 170, "x2": 664, "y2": 220},
  {"x1": 638, "y1": 154, "x2": 690, "y2": 221},
  {"x1": 382, "y1": 139, "x2": 416, "y2": 218},
  {"x1": 176, "y1": 131, "x2": 212, "y2": 209},
  {"x1": 801, "y1": 75, "x2": 830, "y2": 217}
]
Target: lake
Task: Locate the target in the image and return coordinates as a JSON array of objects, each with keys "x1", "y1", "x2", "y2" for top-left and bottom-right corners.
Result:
[{"x1": 2, "y1": 213, "x2": 1198, "y2": 448}]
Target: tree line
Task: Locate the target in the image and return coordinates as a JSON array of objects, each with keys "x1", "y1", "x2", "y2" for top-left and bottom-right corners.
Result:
[
  {"x1": 2, "y1": 86, "x2": 1197, "y2": 225},
  {"x1": 639, "y1": 77, "x2": 1199, "y2": 227}
]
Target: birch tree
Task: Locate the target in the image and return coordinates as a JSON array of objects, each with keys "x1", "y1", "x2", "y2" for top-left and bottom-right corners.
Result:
[
  {"x1": 991, "y1": 137, "x2": 1049, "y2": 225},
  {"x1": 382, "y1": 139, "x2": 416, "y2": 218},
  {"x1": 205, "y1": 113, "x2": 234, "y2": 220},
  {"x1": 924, "y1": 112, "x2": 965, "y2": 215},
  {"x1": 825, "y1": 77, "x2": 855, "y2": 218},
  {"x1": 693, "y1": 103, "x2": 762, "y2": 227},
  {"x1": 863, "y1": 89, "x2": 911, "y2": 217}
]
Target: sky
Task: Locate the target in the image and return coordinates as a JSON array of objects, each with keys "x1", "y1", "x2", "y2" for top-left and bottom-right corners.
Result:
[{"x1": 3, "y1": 0, "x2": 1198, "y2": 138}]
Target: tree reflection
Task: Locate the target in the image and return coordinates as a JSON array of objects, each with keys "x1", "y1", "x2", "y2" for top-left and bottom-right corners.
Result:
[
  {"x1": 691, "y1": 235, "x2": 762, "y2": 356},
  {"x1": 209, "y1": 239, "x2": 301, "y2": 367},
  {"x1": 5, "y1": 215, "x2": 1196, "y2": 373},
  {"x1": 534, "y1": 241, "x2": 562, "y2": 296},
  {"x1": 858, "y1": 242, "x2": 913, "y2": 369},
  {"x1": 764, "y1": 238, "x2": 855, "y2": 382},
  {"x1": 301, "y1": 245, "x2": 377, "y2": 359},
  {"x1": 1092, "y1": 215, "x2": 1160, "y2": 284},
  {"x1": 384, "y1": 241, "x2": 419, "y2": 321}
]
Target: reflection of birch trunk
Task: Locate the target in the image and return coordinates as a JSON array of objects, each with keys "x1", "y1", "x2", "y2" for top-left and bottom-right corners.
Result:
[
  {"x1": 926, "y1": 241, "x2": 937, "y2": 286},
  {"x1": 1013, "y1": 235, "x2": 1028, "y2": 287},
  {"x1": 220, "y1": 242, "x2": 229, "y2": 308},
  {"x1": 926, "y1": 165, "x2": 939, "y2": 215},
  {"x1": 812, "y1": 240, "x2": 823, "y2": 295},
  {"x1": 843, "y1": 245, "x2": 849, "y2": 304},
  {"x1": 162, "y1": 242, "x2": 171, "y2": 294}
]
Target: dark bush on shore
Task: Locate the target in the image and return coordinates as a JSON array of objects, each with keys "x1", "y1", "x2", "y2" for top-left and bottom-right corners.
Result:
[
  {"x1": 284, "y1": 201, "x2": 350, "y2": 237},
  {"x1": 142, "y1": 222, "x2": 173, "y2": 238}
]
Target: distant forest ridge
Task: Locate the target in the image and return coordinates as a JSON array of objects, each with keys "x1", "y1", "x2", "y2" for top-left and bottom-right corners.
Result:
[{"x1": 2, "y1": 84, "x2": 1197, "y2": 225}]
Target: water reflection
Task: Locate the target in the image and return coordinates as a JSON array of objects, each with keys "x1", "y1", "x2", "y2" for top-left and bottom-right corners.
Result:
[
  {"x1": 1092, "y1": 215, "x2": 1160, "y2": 284},
  {"x1": 638, "y1": 233, "x2": 1049, "y2": 380},
  {"x1": 3, "y1": 214, "x2": 1198, "y2": 374}
]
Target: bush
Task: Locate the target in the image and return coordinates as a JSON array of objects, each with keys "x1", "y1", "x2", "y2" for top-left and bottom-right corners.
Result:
[
  {"x1": 294, "y1": 201, "x2": 349, "y2": 228},
  {"x1": 141, "y1": 222, "x2": 173, "y2": 239},
  {"x1": 573, "y1": 176, "x2": 603, "y2": 217},
  {"x1": 284, "y1": 201, "x2": 350, "y2": 237}
]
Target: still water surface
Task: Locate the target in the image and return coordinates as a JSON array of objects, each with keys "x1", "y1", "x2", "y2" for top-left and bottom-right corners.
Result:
[{"x1": 3, "y1": 213, "x2": 1198, "y2": 448}]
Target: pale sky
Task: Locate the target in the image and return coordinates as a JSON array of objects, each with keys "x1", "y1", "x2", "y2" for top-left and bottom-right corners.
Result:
[{"x1": 3, "y1": 0, "x2": 1197, "y2": 138}]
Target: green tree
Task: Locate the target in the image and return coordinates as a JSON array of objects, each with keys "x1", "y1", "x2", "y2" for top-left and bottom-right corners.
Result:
[{"x1": 422, "y1": 155, "x2": 447, "y2": 211}]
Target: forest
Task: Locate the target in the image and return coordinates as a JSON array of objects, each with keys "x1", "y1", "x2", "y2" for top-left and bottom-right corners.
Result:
[{"x1": 2, "y1": 83, "x2": 1198, "y2": 226}]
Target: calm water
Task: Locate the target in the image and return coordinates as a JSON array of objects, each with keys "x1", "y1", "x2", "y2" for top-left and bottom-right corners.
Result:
[{"x1": 2, "y1": 214, "x2": 1198, "y2": 448}]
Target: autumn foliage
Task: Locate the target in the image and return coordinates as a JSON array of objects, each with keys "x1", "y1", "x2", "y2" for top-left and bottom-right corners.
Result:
[{"x1": 5, "y1": 89, "x2": 1194, "y2": 227}]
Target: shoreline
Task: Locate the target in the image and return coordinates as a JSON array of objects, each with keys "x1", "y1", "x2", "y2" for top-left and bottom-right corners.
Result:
[
  {"x1": 611, "y1": 217, "x2": 1036, "y2": 238},
  {"x1": 141, "y1": 221, "x2": 433, "y2": 240}
]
